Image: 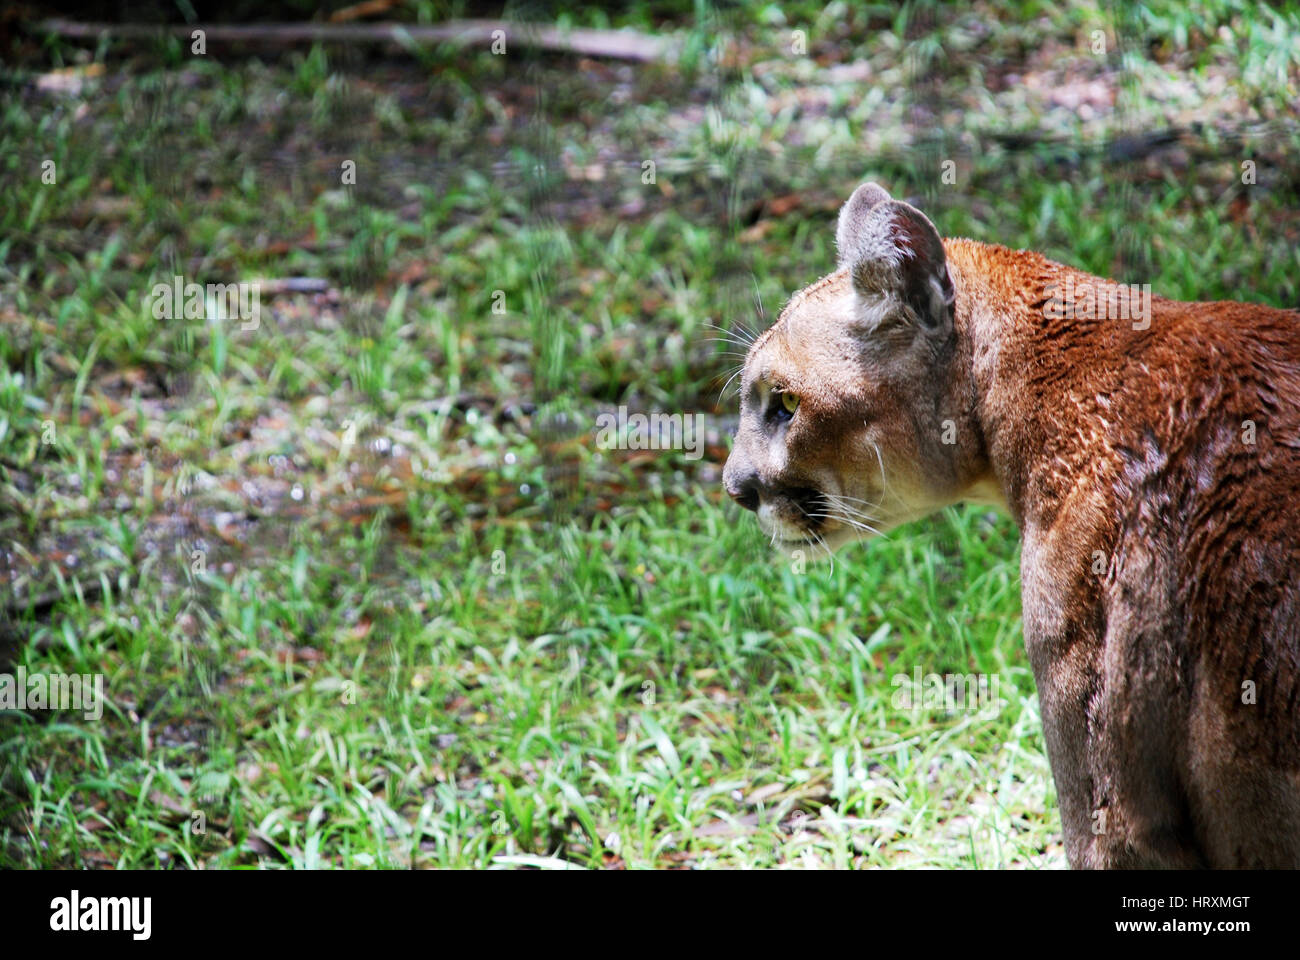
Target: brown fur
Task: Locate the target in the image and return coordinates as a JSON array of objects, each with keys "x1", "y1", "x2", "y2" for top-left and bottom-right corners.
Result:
[{"x1": 723, "y1": 183, "x2": 1300, "y2": 868}]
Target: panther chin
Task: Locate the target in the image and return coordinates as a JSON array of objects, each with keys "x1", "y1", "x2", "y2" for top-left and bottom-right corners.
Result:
[{"x1": 758, "y1": 506, "x2": 874, "y2": 555}]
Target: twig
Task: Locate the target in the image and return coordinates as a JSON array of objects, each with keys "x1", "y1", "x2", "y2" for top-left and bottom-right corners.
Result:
[{"x1": 36, "y1": 18, "x2": 675, "y2": 63}]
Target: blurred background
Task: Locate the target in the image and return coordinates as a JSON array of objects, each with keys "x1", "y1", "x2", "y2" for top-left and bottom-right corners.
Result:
[{"x1": 2, "y1": 1, "x2": 1298, "y2": 868}]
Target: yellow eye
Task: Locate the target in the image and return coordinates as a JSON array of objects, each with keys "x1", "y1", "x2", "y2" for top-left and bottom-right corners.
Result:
[{"x1": 780, "y1": 391, "x2": 799, "y2": 415}]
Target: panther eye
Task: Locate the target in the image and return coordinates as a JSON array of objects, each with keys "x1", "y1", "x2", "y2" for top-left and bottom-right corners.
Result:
[{"x1": 778, "y1": 391, "x2": 799, "y2": 417}]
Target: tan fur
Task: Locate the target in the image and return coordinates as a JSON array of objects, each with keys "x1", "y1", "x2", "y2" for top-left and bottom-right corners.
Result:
[{"x1": 723, "y1": 184, "x2": 1300, "y2": 868}]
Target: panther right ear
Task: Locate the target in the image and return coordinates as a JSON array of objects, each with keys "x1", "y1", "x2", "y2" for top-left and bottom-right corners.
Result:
[{"x1": 835, "y1": 182, "x2": 954, "y2": 337}]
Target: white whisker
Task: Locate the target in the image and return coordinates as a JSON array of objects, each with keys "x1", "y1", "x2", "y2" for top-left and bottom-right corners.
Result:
[
  {"x1": 866, "y1": 435, "x2": 892, "y2": 504},
  {"x1": 702, "y1": 320, "x2": 757, "y2": 348},
  {"x1": 718, "y1": 365, "x2": 745, "y2": 403},
  {"x1": 810, "y1": 530, "x2": 834, "y2": 573},
  {"x1": 809, "y1": 508, "x2": 883, "y2": 538},
  {"x1": 824, "y1": 491, "x2": 885, "y2": 511}
]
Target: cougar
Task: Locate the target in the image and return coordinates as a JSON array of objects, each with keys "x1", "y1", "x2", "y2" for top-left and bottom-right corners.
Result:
[{"x1": 722, "y1": 181, "x2": 1300, "y2": 868}]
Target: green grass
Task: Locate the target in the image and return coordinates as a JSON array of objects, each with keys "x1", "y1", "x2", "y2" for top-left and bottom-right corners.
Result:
[{"x1": 2, "y1": 0, "x2": 1299, "y2": 869}]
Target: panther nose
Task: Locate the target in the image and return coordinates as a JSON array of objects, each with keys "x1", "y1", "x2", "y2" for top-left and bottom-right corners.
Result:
[{"x1": 725, "y1": 471, "x2": 762, "y2": 512}]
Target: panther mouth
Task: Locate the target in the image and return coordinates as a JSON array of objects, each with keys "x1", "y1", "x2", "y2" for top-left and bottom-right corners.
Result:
[
  {"x1": 786, "y1": 486, "x2": 827, "y2": 522},
  {"x1": 759, "y1": 487, "x2": 829, "y2": 546}
]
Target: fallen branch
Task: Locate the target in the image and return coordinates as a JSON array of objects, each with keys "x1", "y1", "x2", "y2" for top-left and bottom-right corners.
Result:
[{"x1": 36, "y1": 17, "x2": 674, "y2": 63}]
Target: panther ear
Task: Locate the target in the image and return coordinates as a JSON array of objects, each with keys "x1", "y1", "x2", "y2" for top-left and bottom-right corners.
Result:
[
  {"x1": 835, "y1": 182, "x2": 893, "y2": 267},
  {"x1": 835, "y1": 184, "x2": 954, "y2": 336}
]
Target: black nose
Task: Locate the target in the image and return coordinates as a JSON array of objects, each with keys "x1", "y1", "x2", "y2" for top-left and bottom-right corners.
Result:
[{"x1": 726, "y1": 473, "x2": 761, "y2": 512}]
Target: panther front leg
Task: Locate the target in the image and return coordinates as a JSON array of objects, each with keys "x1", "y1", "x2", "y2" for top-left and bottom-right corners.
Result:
[{"x1": 1022, "y1": 541, "x2": 1207, "y2": 868}]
